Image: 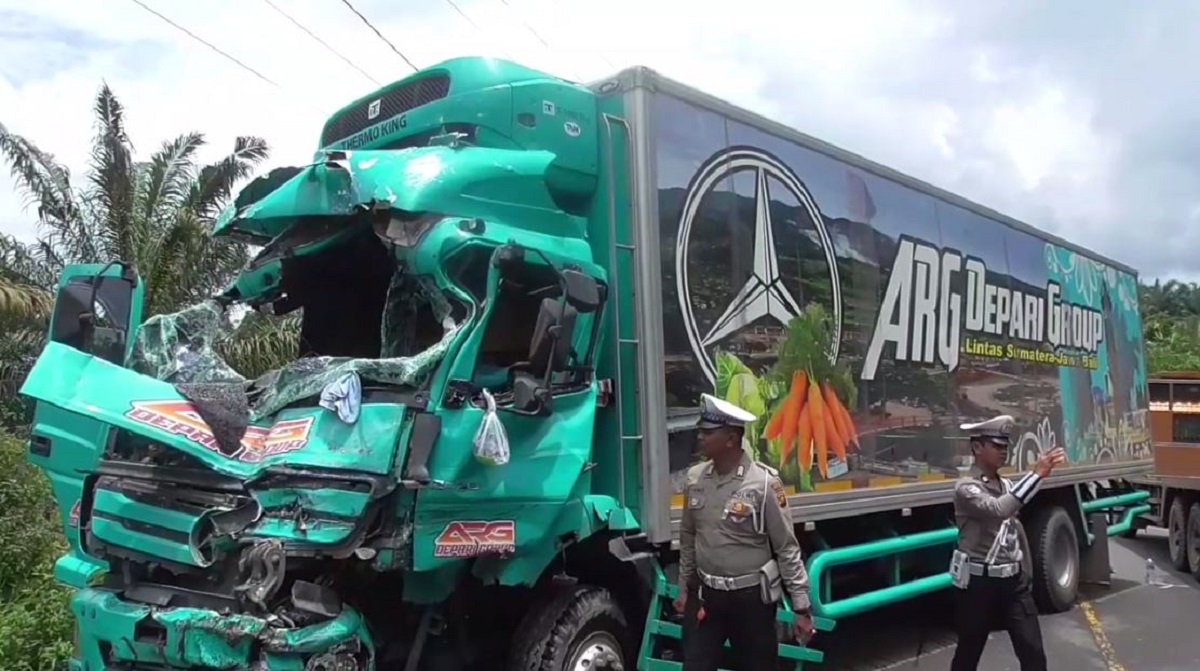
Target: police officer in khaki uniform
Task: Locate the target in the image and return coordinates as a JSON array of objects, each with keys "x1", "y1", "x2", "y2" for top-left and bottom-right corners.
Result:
[
  {"x1": 675, "y1": 394, "x2": 815, "y2": 671},
  {"x1": 950, "y1": 414, "x2": 1067, "y2": 671}
]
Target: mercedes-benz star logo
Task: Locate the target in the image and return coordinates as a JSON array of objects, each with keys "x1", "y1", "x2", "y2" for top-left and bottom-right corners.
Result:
[{"x1": 676, "y1": 146, "x2": 843, "y2": 385}]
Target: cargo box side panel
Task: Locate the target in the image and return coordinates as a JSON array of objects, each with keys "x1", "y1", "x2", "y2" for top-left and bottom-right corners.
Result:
[{"x1": 650, "y1": 87, "x2": 1151, "y2": 507}]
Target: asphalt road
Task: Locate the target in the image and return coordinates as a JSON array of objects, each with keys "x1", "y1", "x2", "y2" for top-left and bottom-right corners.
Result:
[{"x1": 814, "y1": 527, "x2": 1200, "y2": 670}]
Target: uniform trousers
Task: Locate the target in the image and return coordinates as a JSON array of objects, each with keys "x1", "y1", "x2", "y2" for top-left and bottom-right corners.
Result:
[
  {"x1": 950, "y1": 572, "x2": 1047, "y2": 671},
  {"x1": 683, "y1": 584, "x2": 777, "y2": 671}
]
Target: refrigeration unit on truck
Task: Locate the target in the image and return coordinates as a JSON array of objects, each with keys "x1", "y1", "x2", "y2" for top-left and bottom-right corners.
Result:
[
  {"x1": 21, "y1": 57, "x2": 1154, "y2": 671},
  {"x1": 1124, "y1": 373, "x2": 1200, "y2": 575}
]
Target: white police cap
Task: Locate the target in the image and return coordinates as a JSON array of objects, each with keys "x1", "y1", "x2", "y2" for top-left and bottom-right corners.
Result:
[
  {"x1": 697, "y1": 393, "x2": 757, "y2": 430},
  {"x1": 960, "y1": 414, "x2": 1015, "y2": 444}
]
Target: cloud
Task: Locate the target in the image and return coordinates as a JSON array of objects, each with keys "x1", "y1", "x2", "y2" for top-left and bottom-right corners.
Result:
[{"x1": 0, "y1": 0, "x2": 1196, "y2": 280}]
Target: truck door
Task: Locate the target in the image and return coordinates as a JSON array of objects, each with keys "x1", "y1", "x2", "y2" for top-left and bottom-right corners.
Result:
[{"x1": 22, "y1": 262, "x2": 145, "y2": 557}]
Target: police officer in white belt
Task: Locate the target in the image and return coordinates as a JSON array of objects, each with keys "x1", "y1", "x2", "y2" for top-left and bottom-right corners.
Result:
[
  {"x1": 675, "y1": 394, "x2": 815, "y2": 671},
  {"x1": 949, "y1": 414, "x2": 1066, "y2": 671}
]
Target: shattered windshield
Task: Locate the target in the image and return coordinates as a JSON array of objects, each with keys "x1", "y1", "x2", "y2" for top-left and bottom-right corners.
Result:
[{"x1": 129, "y1": 264, "x2": 462, "y2": 452}]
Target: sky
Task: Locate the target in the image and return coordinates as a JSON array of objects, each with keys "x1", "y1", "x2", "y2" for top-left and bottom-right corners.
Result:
[{"x1": 0, "y1": 0, "x2": 1197, "y2": 282}]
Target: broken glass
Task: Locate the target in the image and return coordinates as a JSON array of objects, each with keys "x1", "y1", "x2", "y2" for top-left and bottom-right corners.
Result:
[
  {"x1": 248, "y1": 275, "x2": 460, "y2": 420},
  {"x1": 130, "y1": 299, "x2": 246, "y2": 384},
  {"x1": 129, "y1": 271, "x2": 461, "y2": 426}
]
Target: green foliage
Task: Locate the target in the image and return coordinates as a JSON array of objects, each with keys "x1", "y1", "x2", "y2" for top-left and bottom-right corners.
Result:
[
  {"x1": 0, "y1": 83, "x2": 305, "y2": 415},
  {"x1": 1140, "y1": 280, "x2": 1200, "y2": 374},
  {"x1": 0, "y1": 433, "x2": 73, "y2": 671},
  {"x1": 714, "y1": 352, "x2": 771, "y2": 450},
  {"x1": 772, "y1": 303, "x2": 857, "y2": 408}
]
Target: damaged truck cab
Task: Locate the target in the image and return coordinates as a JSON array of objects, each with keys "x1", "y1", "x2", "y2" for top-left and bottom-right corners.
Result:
[{"x1": 24, "y1": 59, "x2": 645, "y2": 671}]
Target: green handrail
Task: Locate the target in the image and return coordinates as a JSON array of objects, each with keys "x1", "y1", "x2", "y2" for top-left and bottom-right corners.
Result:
[
  {"x1": 1080, "y1": 490, "x2": 1149, "y2": 513},
  {"x1": 1105, "y1": 504, "x2": 1151, "y2": 536},
  {"x1": 806, "y1": 527, "x2": 958, "y2": 620},
  {"x1": 805, "y1": 491, "x2": 1150, "y2": 620}
]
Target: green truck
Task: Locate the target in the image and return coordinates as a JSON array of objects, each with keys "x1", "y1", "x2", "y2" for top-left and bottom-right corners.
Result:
[{"x1": 22, "y1": 57, "x2": 1155, "y2": 671}]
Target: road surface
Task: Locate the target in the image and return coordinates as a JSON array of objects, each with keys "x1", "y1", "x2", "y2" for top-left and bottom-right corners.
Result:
[{"x1": 817, "y1": 527, "x2": 1200, "y2": 670}]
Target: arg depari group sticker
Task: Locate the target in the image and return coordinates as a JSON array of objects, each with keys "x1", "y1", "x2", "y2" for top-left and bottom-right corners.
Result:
[
  {"x1": 433, "y1": 520, "x2": 516, "y2": 558},
  {"x1": 125, "y1": 400, "x2": 314, "y2": 464}
]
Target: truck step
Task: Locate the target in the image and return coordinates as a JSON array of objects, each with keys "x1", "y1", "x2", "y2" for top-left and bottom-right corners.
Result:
[{"x1": 637, "y1": 566, "x2": 836, "y2": 670}]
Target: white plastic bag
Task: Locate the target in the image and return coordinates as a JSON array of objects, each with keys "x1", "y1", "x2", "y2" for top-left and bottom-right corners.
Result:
[{"x1": 473, "y1": 389, "x2": 510, "y2": 466}]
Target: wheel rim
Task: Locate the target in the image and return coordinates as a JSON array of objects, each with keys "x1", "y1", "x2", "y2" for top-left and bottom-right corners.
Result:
[
  {"x1": 1170, "y1": 507, "x2": 1186, "y2": 563},
  {"x1": 1052, "y1": 525, "x2": 1077, "y2": 589},
  {"x1": 569, "y1": 631, "x2": 624, "y2": 671},
  {"x1": 1189, "y1": 512, "x2": 1200, "y2": 570}
]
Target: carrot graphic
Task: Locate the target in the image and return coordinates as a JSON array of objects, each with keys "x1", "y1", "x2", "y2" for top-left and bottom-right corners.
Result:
[
  {"x1": 808, "y1": 377, "x2": 827, "y2": 476},
  {"x1": 764, "y1": 402, "x2": 786, "y2": 441},
  {"x1": 836, "y1": 396, "x2": 861, "y2": 449},
  {"x1": 776, "y1": 371, "x2": 808, "y2": 457},
  {"x1": 817, "y1": 431, "x2": 829, "y2": 479},
  {"x1": 796, "y1": 404, "x2": 814, "y2": 472},
  {"x1": 822, "y1": 403, "x2": 847, "y2": 462},
  {"x1": 822, "y1": 382, "x2": 853, "y2": 455}
]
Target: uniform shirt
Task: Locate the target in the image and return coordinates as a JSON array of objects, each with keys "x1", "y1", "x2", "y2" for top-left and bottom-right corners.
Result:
[
  {"x1": 678, "y1": 454, "x2": 811, "y2": 611},
  {"x1": 954, "y1": 469, "x2": 1043, "y2": 565}
]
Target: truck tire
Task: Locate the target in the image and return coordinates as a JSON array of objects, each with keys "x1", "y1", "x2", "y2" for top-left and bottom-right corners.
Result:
[
  {"x1": 508, "y1": 585, "x2": 632, "y2": 671},
  {"x1": 1167, "y1": 496, "x2": 1190, "y2": 571},
  {"x1": 1187, "y1": 502, "x2": 1200, "y2": 577},
  {"x1": 1028, "y1": 506, "x2": 1079, "y2": 614}
]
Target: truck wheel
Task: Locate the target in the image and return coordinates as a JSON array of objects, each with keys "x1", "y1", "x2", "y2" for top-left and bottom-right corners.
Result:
[
  {"x1": 509, "y1": 585, "x2": 632, "y2": 671},
  {"x1": 1028, "y1": 506, "x2": 1079, "y2": 614},
  {"x1": 1167, "y1": 496, "x2": 1190, "y2": 571},
  {"x1": 1187, "y1": 502, "x2": 1200, "y2": 577}
]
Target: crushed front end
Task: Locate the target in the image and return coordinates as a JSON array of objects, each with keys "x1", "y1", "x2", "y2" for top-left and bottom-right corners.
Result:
[{"x1": 22, "y1": 148, "x2": 480, "y2": 670}]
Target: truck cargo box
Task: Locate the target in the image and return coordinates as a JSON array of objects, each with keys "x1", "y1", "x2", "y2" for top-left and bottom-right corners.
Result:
[{"x1": 597, "y1": 68, "x2": 1154, "y2": 536}]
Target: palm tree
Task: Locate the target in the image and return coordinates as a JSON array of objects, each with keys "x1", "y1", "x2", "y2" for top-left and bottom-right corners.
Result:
[{"x1": 0, "y1": 83, "x2": 299, "y2": 408}]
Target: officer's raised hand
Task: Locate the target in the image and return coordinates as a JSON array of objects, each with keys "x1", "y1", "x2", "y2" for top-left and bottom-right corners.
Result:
[{"x1": 1034, "y1": 448, "x2": 1067, "y2": 477}]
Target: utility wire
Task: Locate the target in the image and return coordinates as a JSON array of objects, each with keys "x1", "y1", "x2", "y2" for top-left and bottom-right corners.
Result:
[
  {"x1": 494, "y1": 0, "x2": 613, "y2": 79},
  {"x1": 337, "y1": 0, "x2": 419, "y2": 72},
  {"x1": 442, "y1": 0, "x2": 515, "y2": 60},
  {"x1": 129, "y1": 0, "x2": 280, "y2": 88},
  {"x1": 496, "y1": 0, "x2": 549, "y2": 48},
  {"x1": 262, "y1": 0, "x2": 381, "y2": 86}
]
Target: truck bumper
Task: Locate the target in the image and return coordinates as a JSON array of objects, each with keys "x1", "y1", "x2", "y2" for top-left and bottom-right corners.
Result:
[{"x1": 71, "y1": 588, "x2": 374, "y2": 670}]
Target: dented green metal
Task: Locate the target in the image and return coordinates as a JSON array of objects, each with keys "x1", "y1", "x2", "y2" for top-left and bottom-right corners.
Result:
[{"x1": 24, "y1": 55, "x2": 633, "y2": 671}]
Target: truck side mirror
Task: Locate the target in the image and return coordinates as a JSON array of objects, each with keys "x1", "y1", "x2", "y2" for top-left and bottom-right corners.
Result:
[
  {"x1": 529, "y1": 298, "x2": 578, "y2": 373},
  {"x1": 561, "y1": 269, "x2": 601, "y2": 314},
  {"x1": 49, "y1": 264, "x2": 142, "y2": 365}
]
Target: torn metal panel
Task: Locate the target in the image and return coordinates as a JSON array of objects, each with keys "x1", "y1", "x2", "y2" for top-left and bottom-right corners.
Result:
[{"x1": 213, "y1": 146, "x2": 569, "y2": 243}]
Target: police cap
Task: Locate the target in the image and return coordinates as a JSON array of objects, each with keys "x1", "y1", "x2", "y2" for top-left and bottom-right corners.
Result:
[
  {"x1": 697, "y1": 393, "x2": 758, "y2": 430},
  {"x1": 960, "y1": 414, "x2": 1015, "y2": 446}
]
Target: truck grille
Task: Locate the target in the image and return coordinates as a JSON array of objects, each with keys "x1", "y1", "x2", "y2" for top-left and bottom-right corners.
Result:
[
  {"x1": 86, "y1": 475, "x2": 257, "y2": 569},
  {"x1": 320, "y1": 74, "x2": 451, "y2": 147}
]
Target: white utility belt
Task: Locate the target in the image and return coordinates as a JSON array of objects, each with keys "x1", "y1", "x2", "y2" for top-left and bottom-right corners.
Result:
[
  {"x1": 966, "y1": 561, "x2": 1021, "y2": 579},
  {"x1": 698, "y1": 568, "x2": 761, "y2": 591}
]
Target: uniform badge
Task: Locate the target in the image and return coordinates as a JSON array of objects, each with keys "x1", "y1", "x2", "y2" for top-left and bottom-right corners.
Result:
[
  {"x1": 769, "y1": 478, "x2": 789, "y2": 508},
  {"x1": 723, "y1": 489, "x2": 758, "y2": 525}
]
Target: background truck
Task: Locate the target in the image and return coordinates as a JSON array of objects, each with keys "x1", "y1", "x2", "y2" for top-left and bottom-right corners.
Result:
[
  {"x1": 22, "y1": 57, "x2": 1153, "y2": 671},
  {"x1": 1125, "y1": 373, "x2": 1200, "y2": 575}
]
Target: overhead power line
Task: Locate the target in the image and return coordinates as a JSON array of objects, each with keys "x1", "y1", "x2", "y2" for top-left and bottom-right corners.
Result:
[
  {"x1": 442, "y1": 0, "x2": 515, "y2": 60},
  {"x1": 128, "y1": 0, "x2": 280, "y2": 89},
  {"x1": 337, "y1": 0, "x2": 419, "y2": 72},
  {"x1": 497, "y1": 0, "x2": 549, "y2": 48},
  {"x1": 262, "y1": 0, "x2": 381, "y2": 86}
]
